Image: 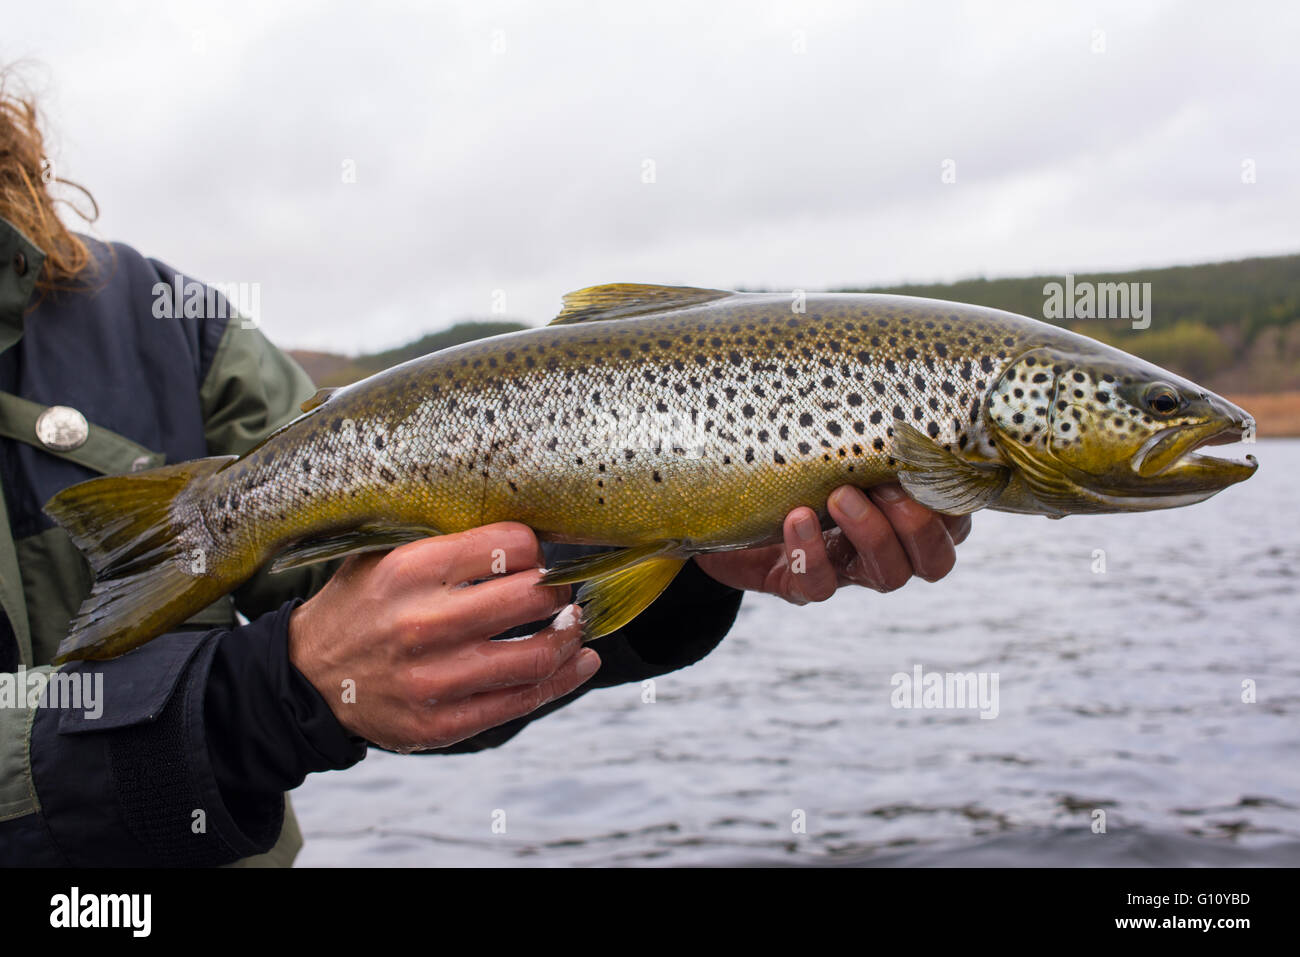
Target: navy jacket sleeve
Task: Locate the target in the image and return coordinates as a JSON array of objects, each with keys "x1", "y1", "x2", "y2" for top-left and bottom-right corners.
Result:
[{"x1": 16, "y1": 604, "x2": 364, "y2": 867}]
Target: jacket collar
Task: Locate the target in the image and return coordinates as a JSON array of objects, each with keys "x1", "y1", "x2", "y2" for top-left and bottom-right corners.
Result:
[{"x1": 0, "y1": 215, "x2": 47, "y2": 355}]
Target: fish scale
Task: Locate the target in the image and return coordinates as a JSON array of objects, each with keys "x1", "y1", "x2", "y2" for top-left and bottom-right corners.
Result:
[{"x1": 43, "y1": 284, "x2": 1257, "y2": 660}]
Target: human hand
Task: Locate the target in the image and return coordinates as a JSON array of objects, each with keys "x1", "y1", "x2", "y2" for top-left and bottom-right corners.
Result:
[
  {"x1": 694, "y1": 484, "x2": 972, "y2": 603},
  {"x1": 288, "y1": 522, "x2": 600, "y2": 751}
]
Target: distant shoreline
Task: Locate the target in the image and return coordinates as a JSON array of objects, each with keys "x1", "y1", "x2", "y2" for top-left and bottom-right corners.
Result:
[{"x1": 1224, "y1": 392, "x2": 1300, "y2": 438}]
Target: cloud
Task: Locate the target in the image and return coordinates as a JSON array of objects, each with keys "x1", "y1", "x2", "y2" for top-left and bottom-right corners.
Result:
[{"x1": 7, "y1": 0, "x2": 1298, "y2": 352}]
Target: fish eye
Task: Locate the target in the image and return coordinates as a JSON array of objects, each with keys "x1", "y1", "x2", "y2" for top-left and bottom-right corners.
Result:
[{"x1": 1144, "y1": 384, "x2": 1181, "y2": 416}]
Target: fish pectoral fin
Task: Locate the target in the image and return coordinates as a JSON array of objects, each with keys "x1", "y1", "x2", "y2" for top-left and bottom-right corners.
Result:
[
  {"x1": 550, "y1": 284, "x2": 732, "y2": 325},
  {"x1": 539, "y1": 541, "x2": 687, "y2": 640},
  {"x1": 300, "y1": 387, "x2": 341, "y2": 413},
  {"x1": 890, "y1": 420, "x2": 1010, "y2": 515},
  {"x1": 270, "y1": 524, "x2": 441, "y2": 573}
]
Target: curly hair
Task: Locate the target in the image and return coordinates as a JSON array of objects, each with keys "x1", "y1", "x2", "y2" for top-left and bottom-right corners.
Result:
[{"x1": 0, "y1": 65, "x2": 101, "y2": 299}]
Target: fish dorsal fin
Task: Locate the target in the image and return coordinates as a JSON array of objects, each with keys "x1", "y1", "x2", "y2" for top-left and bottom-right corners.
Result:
[
  {"x1": 891, "y1": 420, "x2": 1010, "y2": 515},
  {"x1": 550, "y1": 283, "x2": 732, "y2": 325},
  {"x1": 300, "y1": 387, "x2": 340, "y2": 413}
]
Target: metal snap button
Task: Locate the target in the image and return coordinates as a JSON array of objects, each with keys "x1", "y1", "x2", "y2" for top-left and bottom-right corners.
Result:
[{"x1": 34, "y1": 406, "x2": 89, "y2": 452}]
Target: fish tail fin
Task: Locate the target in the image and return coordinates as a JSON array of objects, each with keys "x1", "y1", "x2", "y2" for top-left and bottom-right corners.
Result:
[{"x1": 44, "y1": 456, "x2": 239, "y2": 662}]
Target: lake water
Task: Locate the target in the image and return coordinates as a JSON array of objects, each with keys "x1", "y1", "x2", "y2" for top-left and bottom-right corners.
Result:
[{"x1": 292, "y1": 439, "x2": 1300, "y2": 866}]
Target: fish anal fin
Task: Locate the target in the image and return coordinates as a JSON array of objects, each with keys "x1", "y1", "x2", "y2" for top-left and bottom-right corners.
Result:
[
  {"x1": 539, "y1": 541, "x2": 687, "y2": 640},
  {"x1": 575, "y1": 556, "x2": 687, "y2": 641},
  {"x1": 270, "y1": 524, "x2": 440, "y2": 573},
  {"x1": 538, "y1": 540, "x2": 682, "y2": 585},
  {"x1": 550, "y1": 284, "x2": 732, "y2": 325},
  {"x1": 891, "y1": 420, "x2": 1009, "y2": 515}
]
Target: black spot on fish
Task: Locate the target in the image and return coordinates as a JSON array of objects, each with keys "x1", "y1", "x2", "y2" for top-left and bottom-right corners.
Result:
[
  {"x1": 799, "y1": 412, "x2": 814, "y2": 427},
  {"x1": 927, "y1": 421, "x2": 940, "y2": 437},
  {"x1": 828, "y1": 421, "x2": 842, "y2": 436},
  {"x1": 872, "y1": 437, "x2": 885, "y2": 451},
  {"x1": 847, "y1": 392, "x2": 863, "y2": 406},
  {"x1": 798, "y1": 441, "x2": 812, "y2": 454},
  {"x1": 870, "y1": 410, "x2": 883, "y2": 424},
  {"x1": 652, "y1": 470, "x2": 662, "y2": 482},
  {"x1": 773, "y1": 451, "x2": 786, "y2": 465}
]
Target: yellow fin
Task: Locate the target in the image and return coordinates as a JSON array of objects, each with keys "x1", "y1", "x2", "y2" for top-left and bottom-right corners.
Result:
[
  {"x1": 575, "y1": 556, "x2": 687, "y2": 640},
  {"x1": 891, "y1": 420, "x2": 1009, "y2": 515},
  {"x1": 300, "y1": 387, "x2": 340, "y2": 413},
  {"x1": 550, "y1": 283, "x2": 732, "y2": 325},
  {"x1": 539, "y1": 542, "x2": 686, "y2": 640},
  {"x1": 539, "y1": 540, "x2": 681, "y2": 585},
  {"x1": 43, "y1": 456, "x2": 239, "y2": 661}
]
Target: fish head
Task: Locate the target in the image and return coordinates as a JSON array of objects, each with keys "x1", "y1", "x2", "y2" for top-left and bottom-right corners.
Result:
[{"x1": 985, "y1": 346, "x2": 1257, "y2": 514}]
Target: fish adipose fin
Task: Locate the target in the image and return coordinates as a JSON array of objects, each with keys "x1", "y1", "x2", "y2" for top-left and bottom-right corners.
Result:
[
  {"x1": 300, "y1": 387, "x2": 341, "y2": 413},
  {"x1": 540, "y1": 541, "x2": 686, "y2": 640},
  {"x1": 550, "y1": 284, "x2": 732, "y2": 325},
  {"x1": 43, "y1": 456, "x2": 239, "y2": 662},
  {"x1": 270, "y1": 524, "x2": 442, "y2": 573},
  {"x1": 890, "y1": 420, "x2": 1010, "y2": 515}
]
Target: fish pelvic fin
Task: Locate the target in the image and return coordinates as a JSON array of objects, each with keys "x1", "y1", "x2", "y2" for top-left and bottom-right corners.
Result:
[
  {"x1": 43, "y1": 456, "x2": 239, "y2": 662},
  {"x1": 890, "y1": 420, "x2": 1010, "y2": 515},
  {"x1": 539, "y1": 541, "x2": 686, "y2": 640},
  {"x1": 550, "y1": 284, "x2": 732, "y2": 325}
]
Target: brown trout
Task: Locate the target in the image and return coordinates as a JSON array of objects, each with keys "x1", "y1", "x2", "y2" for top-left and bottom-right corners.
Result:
[{"x1": 46, "y1": 284, "x2": 1258, "y2": 661}]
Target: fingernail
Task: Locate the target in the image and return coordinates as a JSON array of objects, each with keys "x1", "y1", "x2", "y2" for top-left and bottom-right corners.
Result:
[
  {"x1": 873, "y1": 485, "x2": 906, "y2": 504},
  {"x1": 576, "y1": 649, "x2": 600, "y2": 677},
  {"x1": 794, "y1": 513, "x2": 820, "y2": 541},
  {"x1": 833, "y1": 486, "x2": 871, "y2": 520}
]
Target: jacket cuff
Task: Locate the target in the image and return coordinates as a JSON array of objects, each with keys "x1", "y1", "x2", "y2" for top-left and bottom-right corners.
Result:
[{"x1": 203, "y1": 599, "x2": 368, "y2": 803}]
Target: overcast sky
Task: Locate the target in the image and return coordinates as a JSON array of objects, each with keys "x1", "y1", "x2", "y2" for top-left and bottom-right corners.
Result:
[{"x1": 7, "y1": 0, "x2": 1299, "y2": 353}]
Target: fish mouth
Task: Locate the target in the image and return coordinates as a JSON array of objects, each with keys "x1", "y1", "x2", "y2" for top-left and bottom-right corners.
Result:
[{"x1": 1131, "y1": 417, "x2": 1258, "y2": 484}]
